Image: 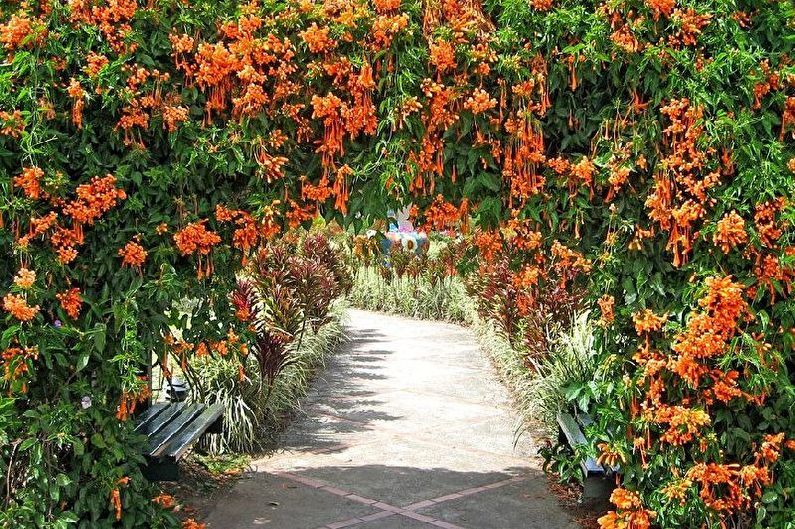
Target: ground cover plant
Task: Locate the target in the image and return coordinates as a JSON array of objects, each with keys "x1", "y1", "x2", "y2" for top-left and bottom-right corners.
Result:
[
  {"x1": 347, "y1": 234, "x2": 474, "y2": 322},
  {"x1": 1, "y1": 0, "x2": 794, "y2": 528}
]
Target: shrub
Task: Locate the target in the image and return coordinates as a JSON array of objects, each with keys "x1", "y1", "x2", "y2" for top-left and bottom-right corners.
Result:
[
  {"x1": 195, "y1": 305, "x2": 347, "y2": 453},
  {"x1": 533, "y1": 311, "x2": 600, "y2": 434},
  {"x1": 348, "y1": 236, "x2": 475, "y2": 323},
  {"x1": 194, "y1": 231, "x2": 350, "y2": 453}
]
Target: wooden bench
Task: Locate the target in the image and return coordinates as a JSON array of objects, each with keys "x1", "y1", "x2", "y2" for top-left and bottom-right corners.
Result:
[
  {"x1": 135, "y1": 402, "x2": 223, "y2": 481},
  {"x1": 557, "y1": 410, "x2": 618, "y2": 502}
]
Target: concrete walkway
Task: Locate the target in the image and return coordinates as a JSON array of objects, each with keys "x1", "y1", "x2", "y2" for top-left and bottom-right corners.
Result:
[{"x1": 205, "y1": 309, "x2": 577, "y2": 529}]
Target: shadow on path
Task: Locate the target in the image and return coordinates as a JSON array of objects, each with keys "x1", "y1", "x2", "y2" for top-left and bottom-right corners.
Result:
[
  {"x1": 206, "y1": 464, "x2": 577, "y2": 529},
  {"x1": 205, "y1": 310, "x2": 578, "y2": 529}
]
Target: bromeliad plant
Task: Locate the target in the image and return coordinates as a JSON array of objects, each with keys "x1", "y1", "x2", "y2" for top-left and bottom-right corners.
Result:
[{"x1": 2, "y1": 0, "x2": 795, "y2": 527}]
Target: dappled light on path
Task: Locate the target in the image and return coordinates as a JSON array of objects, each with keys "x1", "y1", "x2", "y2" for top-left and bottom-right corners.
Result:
[{"x1": 205, "y1": 310, "x2": 577, "y2": 528}]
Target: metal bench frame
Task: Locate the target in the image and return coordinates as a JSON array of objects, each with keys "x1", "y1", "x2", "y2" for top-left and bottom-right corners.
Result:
[{"x1": 557, "y1": 410, "x2": 618, "y2": 502}]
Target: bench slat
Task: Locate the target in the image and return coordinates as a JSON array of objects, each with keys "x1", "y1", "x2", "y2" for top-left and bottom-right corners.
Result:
[
  {"x1": 147, "y1": 403, "x2": 204, "y2": 456},
  {"x1": 137, "y1": 403, "x2": 185, "y2": 437},
  {"x1": 557, "y1": 411, "x2": 587, "y2": 446},
  {"x1": 134, "y1": 403, "x2": 168, "y2": 433},
  {"x1": 581, "y1": 457, "x2": 605, "y2": 475},
  {"x1": 161, "y1": 404, "x2": 223, "y2": 460}
]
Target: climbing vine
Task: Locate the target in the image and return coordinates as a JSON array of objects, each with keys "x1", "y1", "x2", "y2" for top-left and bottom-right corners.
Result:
[{"x1": 1, "y1": 0, "x2": 794, "y2": 527}]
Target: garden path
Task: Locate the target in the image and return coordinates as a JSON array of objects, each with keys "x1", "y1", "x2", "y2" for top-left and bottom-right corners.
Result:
[{"x1": 204, "y1": 309, "x2": 578, "y2": 529}]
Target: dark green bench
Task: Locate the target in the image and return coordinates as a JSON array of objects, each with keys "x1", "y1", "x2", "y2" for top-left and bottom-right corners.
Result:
[
  {"x1": 135, "y1": 402, "x2": 223, "y2": 481},
  {"x1": 557, "y1": 411, "x2": 618, "y2": 502}
]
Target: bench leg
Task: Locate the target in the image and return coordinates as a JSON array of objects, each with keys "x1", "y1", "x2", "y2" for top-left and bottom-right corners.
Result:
[
  {"x1": 582, "y1": 475, "x2": 615, "y2": 504},
  {"x1": 143, "y1": 457, "x2": 180, "y2": 482},
  {"x1": 206, "y1": 416, "x2": 223, "y2": 435}
]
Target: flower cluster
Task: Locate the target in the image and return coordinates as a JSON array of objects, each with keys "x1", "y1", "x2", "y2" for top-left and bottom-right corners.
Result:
[
  {"x1": 56, "y1": 288, "x2": 82, "y2": 319},
  {"x1": 118, "y1": 240, "x2": 148, "y2": 270},
  {"x1": 2, "y1": 293, "x2": 39, "y2": 321},
  {"x1": 713, "y1": 210, "x2": 747, "y2": 253},
  {"x1": 1, "y1": 345, "x2": 38, "y2": 392},
  {"x1": 174, "y1": 221, "x2": 222, "y2": 278}
]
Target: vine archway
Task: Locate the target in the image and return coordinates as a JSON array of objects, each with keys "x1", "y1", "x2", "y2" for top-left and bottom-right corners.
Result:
[{"x1": 1, "y1": 1, "x2": 794, "y2": 527}]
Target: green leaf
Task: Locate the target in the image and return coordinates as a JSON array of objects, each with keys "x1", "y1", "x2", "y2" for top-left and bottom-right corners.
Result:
[
  {"x1": 90, "y1": 433, "x2": 106, "y2": 448},
  {"x1": 93, "y1": 323, "x2": 107, "y2": 354},
  {"x1": 76, "y1": 351, "x2": 90, "y2": 372}
]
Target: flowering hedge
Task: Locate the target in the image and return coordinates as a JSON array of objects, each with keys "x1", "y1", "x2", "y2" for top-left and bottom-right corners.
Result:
[{"x1": 1, "y1": 0, "x2": 794, "y2": 527}]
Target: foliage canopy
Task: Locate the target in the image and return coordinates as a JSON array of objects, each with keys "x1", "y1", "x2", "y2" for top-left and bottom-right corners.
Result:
[{"x1": 1, "y1": 0, "x2": 794, "y2": 527}]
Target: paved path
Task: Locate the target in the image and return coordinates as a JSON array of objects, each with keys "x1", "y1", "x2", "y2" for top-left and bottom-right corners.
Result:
[{"x1": 205, "y1": 309, "x2": 577, "y2": 529}]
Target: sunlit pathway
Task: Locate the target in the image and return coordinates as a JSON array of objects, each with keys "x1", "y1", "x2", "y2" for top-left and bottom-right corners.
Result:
[{"x1": 205, "y1": 309, "x2": 578, "y2": 529}]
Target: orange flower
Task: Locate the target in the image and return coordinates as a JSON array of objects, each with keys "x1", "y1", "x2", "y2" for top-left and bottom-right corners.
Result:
[
  {"x1": 116, "y1": 379, "x2": 151, "y2": 422},
  {"x1": 56, "y1": 288, "x2": 82, "y2": 319},
  {"x1": 1, "y1": 345, "x2": 38, "y2": 388},
  {"x1": 25, "y1": 212, "x2": 58, "y2": 241},
  {"x1": 758, "y1": 433, "x2": 785, "y2": 463},
  {"x1": 611, "y1": 26, "x2": 640, "y2": 54},
  {"x1": 464, "y1": 88, "x2": 497, "y2": 114},
  {"x1": 646, "y1": 0, "x2": 675, "y2": 20},
  {"x1": 370, "y1": 14, "x2": 409, "y2": 50},
  {"x1": 13, "y1": 268, "x2": 36, "y2": 289},
  {"x1": 686, "y1": 462, "x2": 745, "y2": 511},
  {"x1": 67, "y1": 78, "x2": 86, "y2": 129},
  {"x1": 653, "y1": 405, "x2": 711, "y2": 445},
  {"x1": 84, "y1": 52, "x2": 109, "y2": 78},
  {"x1": 0, "y1": 12, "x2": 47, "y2": 51},
  {"x1": 162, "y1": 105, "x2": 189, "y2": 132},
  {"x1": 153, "y1": 493, "x2": 174, "y2": 509},
  {"x1": 698, "y1": 275, "x2": 748, "y2": 331},
  {"x1": 429, "y1": 39, "x2": 456, "y2": 74},
  {"x1": 285, "y1": 200, "x2": 314, "y2": 229},
  {"x1": 597, "y1": 511, "x2": 621, "y2": 529},
  {"x1": 300, "y1": 23, "x2": 336, "y2": 54},
  {"x1": 62, "y1": 174, "x2": 126, "y2": 226},
  {"x1": 13, "y1": 166, "x2": 44, "y2": 199},
  {"x1": 110, "y1": 488, "x2": 122, "y2": 521},
  {"x1": 610, "y1": 488, "x2": 643, "y2": 510},
  {"x1": 596, "y1": 443, "x2": 626, "y2": 467},
  {"x1": 51, "y1": 226, "x2": 83, "y2": 265},
  {"x1": 423, "y1": 195, "x2": 464, "y2": 231},
  {"x1": 512, "y1": 265, "x2": 540, "y2": 290},
  {"x1": 550, "y1": 241, "x2": 592, "y2": 276},
  {"x1": 597, "y1": 295, "x2": 615, "y2": 326},
  {"x1": 570, "y1": 156, "x2": 596, "y2": 188},
  {"x1": 2, "y1": 293, "x2": 39, "y2": 321},
  {"x1": 632, "y1": 309, "x2": 668, "y2": 335},
  {"x1": 0, "y1": 109, "x2": 25, "y2": 137},
  {"x1": 530, "y1": 0, "x2": 553, "y2": 10},
  {"x1": 174, "y1": 221, "x2": 221, "y2": 256},
  {"x1": 754, "y1": 197, "x2": 787, "y2": 248},
  {"x1": 599, "y1": 488, "x2": 654, "y2": 529},
  {"x1": 119, "y1": 240, "x2": 148, "y2": 269},
  {"x1": 671, "y1": 8, "x2": 713, "y2": 47},
  {"x1": 660, "y1": 478, "x2": 692, "y2": 504},
  {"x1": 713, "y1": 211, "x2": 747, "y2": 253}
]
